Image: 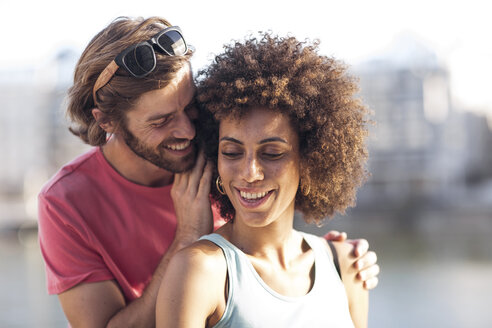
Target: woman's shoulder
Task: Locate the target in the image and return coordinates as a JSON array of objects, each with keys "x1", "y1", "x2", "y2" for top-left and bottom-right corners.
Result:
[
  {"x1": 172, "y1": 237, "x2": 227, "y2": 275},
  {"x1": 157, "y1": 238, "x2": 229, "y2": 326}
]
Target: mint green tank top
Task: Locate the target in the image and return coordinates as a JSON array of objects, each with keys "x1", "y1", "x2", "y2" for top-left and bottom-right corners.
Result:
[{"x1": 199, "y1": 232, "x2": 355, "y2": 328}]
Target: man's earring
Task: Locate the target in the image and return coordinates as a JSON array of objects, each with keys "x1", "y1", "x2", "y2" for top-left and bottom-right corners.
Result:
[{"x1": 216, "y1": 176, "x2": 226, "y2": 195}]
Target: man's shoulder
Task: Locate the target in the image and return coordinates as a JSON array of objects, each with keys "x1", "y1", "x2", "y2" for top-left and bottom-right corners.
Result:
[{"x1": 39, "y1": 147, "x2": 101, "y2": 199}]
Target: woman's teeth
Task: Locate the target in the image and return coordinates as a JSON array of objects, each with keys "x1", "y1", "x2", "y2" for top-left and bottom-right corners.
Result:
[{"x1": 240, "y1": 191, "x2": 268, "y2": 200}]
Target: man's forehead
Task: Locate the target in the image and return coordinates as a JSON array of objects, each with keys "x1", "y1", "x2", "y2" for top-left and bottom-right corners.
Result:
[
  {"x1": 174, "y1": 63, "x2": 193, "y2": 82},
  {"x1": 128, "y1": 69, "x2": 195, "y2": 122}
]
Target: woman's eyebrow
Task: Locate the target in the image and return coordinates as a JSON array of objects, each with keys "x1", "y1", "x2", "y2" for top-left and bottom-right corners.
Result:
[
  {"x1": 219, "y1": 136, "x2": 288, "y2": 145},
  {"x1": 219, "y1": 136, "x2": 243, "y2": 144},
  {"x1": 259, "y1": 137, "x2": 287, "y2": 144}
]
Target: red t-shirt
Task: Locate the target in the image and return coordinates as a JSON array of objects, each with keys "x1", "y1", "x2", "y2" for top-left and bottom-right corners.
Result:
[{"x1": 38, "y1": 147, "x2": 224, "y2": 301}]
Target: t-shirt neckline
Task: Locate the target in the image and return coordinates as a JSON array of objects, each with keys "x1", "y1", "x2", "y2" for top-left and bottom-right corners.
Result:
[{"x1": 95, "y1": 146, "x2": 173, "y2": 193}]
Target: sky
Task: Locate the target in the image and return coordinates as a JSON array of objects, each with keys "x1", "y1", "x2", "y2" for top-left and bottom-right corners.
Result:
[{"x1": 2, "y1": 0, "x2": 491, "y2": 119}]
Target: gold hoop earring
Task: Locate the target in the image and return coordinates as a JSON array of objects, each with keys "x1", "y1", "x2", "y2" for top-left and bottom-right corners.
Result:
[
  {"x1": 300, "y1": 177, "x2": 311, "y2": 196},
  {"x1": 216, "y1": 176, "x2": 226, "y2": 195}
]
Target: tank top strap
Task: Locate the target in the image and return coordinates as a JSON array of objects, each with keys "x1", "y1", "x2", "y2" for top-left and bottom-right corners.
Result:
[
  {"x1": 199, "y1": 233, "x2": 239, "y2": 284},
  {"x1": 299, "y1": 232, "x2": 327, "y2": 258},
  {"x1": 299, "y1": 232, "x2": 340, "y2": 282},
  {"x1": 198, "y1": 233, "x2": 238, "y2": 325}
]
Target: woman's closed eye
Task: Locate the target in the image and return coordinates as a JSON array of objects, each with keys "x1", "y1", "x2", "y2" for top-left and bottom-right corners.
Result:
[
  {"x1": 262, "y1": 152, "x2": 284, "y2": 160},
  {"x1": 221, "y1": 151, "x2": 242, "y2": 158},
  {"x1": 220, "y1": 151, "x2": 285, "y2": 160}
]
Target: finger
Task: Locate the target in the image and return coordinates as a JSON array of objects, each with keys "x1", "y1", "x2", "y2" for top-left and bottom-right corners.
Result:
[
  {"x1": 357, "y1": 263, "x2": 380, "y2": 282},
  {"x1": 350, "y1": 238, "x2": 369, "y2": 258},
  {"x1": 171, "y1": 172, "x2": 186, "y2": 193},
  {"x1": 354, "y1": 250, "x2": 377, "y2": 270},
  {"x1": 326, "y1": 230, "x2": 341, "y2": 237},
  {"x1": 324, "y1": 230, "x2": 347, "y2": 241},
  {"x1": 187, "y1": 151, "x2": 206, "y2": 192},
  {"x1": 363, "y1": 277, "x2": 379, "y2": 290},
  {"x1": 173, "y1": 172, "x2": 182, "y2": 185},
  {"x1": 197, "y1": 160, "x2": 213, "y2": 197}
]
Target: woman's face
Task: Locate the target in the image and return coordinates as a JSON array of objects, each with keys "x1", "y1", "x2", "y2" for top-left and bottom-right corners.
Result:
[{"x1": 218, "y1": 107, "x2": 300, "y2": 227}]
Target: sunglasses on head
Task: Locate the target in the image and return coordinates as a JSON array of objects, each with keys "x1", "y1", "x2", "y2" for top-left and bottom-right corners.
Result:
[{"x1": 93, "y1": 26, "x2": 189, "y2": 104}]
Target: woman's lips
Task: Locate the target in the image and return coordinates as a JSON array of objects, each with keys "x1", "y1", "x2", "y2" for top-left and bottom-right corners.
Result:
[{"x1": 235, "y1": 188, "x2": 274, "y2": 208}]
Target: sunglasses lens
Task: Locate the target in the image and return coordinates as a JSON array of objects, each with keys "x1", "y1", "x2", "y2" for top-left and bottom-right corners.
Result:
[
  {"x1": 157, "y1": 30, "x2": 187, "y2": 56},
  {"x1": 123, "y1": 44, "x2": 156, "y2": 77}
]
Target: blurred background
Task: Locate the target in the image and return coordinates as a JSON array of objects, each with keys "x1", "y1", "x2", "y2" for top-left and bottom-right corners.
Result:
[{"x1": 1, "y1": 0, "x2": 491, "y2": 327}]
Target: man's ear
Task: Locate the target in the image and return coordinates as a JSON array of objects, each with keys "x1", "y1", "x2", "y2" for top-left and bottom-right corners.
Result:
[{"x1": 92, "y1": 108, "x2": 115, "y2": 133}]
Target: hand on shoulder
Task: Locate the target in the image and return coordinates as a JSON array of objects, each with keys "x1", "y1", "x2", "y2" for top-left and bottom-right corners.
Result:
[
  {"x1": 323, "y1": 239, "x2": 368, "y2": 328},
  {"x1": 324, "y1": 231, "x2": 380, "y2": 290}
]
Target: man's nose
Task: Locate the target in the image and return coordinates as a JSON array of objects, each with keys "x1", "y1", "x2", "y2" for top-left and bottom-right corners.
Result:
[{"x1": 171, "y1": 111, "x2": 196, "y2": 140}]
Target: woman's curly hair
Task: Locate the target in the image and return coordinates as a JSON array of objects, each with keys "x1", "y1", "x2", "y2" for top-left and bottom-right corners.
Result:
[{"x1": 197, "y1": 32, "x2": 370, "y2": 224}]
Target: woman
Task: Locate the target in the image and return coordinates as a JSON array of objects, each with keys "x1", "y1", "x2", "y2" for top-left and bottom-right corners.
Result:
[{"x1": 156, "y1": 32, "x2": 370, "y2": 327}]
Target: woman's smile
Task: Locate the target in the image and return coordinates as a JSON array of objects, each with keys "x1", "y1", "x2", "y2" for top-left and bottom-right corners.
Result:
[{"x1": 235, "y1": 187, "x2": 275, "y2": 208}]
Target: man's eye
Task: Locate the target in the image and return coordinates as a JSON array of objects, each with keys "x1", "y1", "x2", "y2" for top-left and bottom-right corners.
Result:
[{"x1": 150, "y1": 119, "x2": 169, "y2": 128}]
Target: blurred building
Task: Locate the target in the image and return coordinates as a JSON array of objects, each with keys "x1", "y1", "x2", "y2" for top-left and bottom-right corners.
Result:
[
  {"x1": 1, "y1": 37, "x2": 491, "y2": 225},
  {"x1": 353, "y1": 33, "x2": 492, "y2": 215},
  {"x1": 1, "y1": 49, "x2": 88, "y2": 222}
]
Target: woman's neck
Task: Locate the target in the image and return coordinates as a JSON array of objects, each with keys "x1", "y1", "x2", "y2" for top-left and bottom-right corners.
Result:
[{"x1": 221, "y1": 208, "x2": 303, "y2": 268}]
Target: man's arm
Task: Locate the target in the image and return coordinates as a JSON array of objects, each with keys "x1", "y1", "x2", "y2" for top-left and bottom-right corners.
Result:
[
  {"x1": 324, "y1": 231, "x2": 380, "y2": 290},
  {"x1": 330, "y1": 241, "x2": 369, "y2": 328},
  {"x1": 56, "y1": 154, "x2": 214, "y2": 328},
  {"x1": 57, "y1": 236, "x2": 193, "y2": 328},
  {"x1": 58, "y1": 281, "x2": 125, "y2": 328}
]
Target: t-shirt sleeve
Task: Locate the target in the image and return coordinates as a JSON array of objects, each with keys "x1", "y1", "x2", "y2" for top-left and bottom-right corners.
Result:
[
  {"x1": 38, "y1": 191, "x2": 113, "y2": 294},
  {"x1": 212, "y1": 201, "x2": 227, "y2": 231}
]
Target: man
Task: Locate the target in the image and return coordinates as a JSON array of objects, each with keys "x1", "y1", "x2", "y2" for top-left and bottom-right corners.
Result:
[{"x1": 38, "y1": 16, "x2": 379, "y2": 327}]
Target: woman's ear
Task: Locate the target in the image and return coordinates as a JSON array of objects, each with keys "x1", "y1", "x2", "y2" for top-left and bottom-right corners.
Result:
[{"x1": 92, "y1": 108, "x2": 115, "y2": 133}]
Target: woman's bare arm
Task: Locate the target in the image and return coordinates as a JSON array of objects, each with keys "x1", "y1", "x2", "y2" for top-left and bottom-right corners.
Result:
[{"x1": 156, "y1": 241, "x2": 227, "y2": 328}]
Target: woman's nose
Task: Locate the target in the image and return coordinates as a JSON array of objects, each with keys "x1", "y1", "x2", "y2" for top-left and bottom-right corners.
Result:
[{"x1": 241, "y1": 156, "x2": 264, "y2": 183}]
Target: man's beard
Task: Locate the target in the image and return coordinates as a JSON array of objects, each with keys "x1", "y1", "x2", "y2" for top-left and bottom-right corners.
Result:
[{"x1": 120, "y1": 125, "x2": 196, "y2": 173}]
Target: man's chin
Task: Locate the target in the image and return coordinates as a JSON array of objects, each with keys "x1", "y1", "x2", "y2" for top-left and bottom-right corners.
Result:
[
  {"x1": 165, "y1": 161, "x2": 194, "y2": 173},
  {"x1": 157, "y1": 152, "x2": 196, "y2": 173},
  {"x1": 123, "y1": 135, "x2": 197, "y2": 173}
]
